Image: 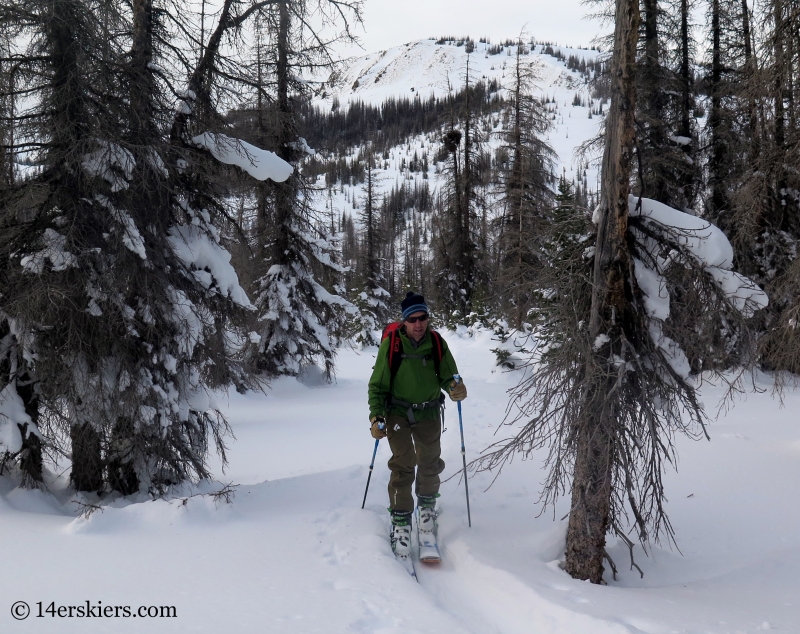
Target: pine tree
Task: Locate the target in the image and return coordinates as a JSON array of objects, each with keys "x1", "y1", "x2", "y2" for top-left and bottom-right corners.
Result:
[
  {"x1": 249, "y1": 0, "x2": 361, "y2": 379},
  {"x1": 0, "y1": 0, "x2": 278, "y2": 495},
  {"x1": 496, "y1": 39, "x2": 556, "y2": 327},
  {"x1": 353, "y1": 146, "x2": 391, "y2": 345}
]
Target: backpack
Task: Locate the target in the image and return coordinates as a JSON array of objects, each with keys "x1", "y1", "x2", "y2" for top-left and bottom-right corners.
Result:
[{"x1": 381, "y1": 322, "x2": 445, "y2": 384}]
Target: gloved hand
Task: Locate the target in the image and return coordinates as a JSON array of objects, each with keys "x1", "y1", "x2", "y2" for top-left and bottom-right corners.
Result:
[
  {"x1": 449, "y1": 380, "x2": 467, "y2": 402},
  {"x1": 370, "y1": 416, "x2": 386, "y2": 439}
]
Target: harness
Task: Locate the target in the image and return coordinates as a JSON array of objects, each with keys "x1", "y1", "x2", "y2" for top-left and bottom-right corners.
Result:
[
  {"x1": 388, "y1": 393, "x2": 446, "y2": 426},
  {"x1": 382, "y1": 324, "x2": 446, "y2": 426}
]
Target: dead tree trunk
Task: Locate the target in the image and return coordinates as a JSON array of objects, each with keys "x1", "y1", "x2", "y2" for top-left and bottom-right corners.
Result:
[
  {"x1": 70, "y1": 423, "x2": 103, "y2": 492},
  {"x1": 565, "y1": 0, "x2": 640, "y2": 584}
]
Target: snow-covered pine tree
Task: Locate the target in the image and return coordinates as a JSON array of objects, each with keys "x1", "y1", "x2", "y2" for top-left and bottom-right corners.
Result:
[
  {"x1": 0, "y1": 0, "x2": 287, "y2": 495},
  {"x1": 248, "y1": 0, "x2": 361, "y2": 379},
  {"x1": 0, "y1": 15, "x2": 43, "y2": 486},
  {"x1": 478, "y1": 0, "x2": 768, "y2": 583}
]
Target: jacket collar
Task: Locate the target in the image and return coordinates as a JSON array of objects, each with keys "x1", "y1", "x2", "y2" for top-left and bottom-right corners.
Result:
[{"x1": 399, "y1": 325, "x2": 430, "y2": 350}]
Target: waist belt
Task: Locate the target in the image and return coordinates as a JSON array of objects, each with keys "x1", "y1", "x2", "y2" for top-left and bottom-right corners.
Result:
[{"x1": 388, "y1": 393, "x2": 446, "y2": 426}]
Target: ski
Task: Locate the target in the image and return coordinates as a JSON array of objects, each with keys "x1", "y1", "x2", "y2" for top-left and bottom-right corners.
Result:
[
  {"x1": 395, "y1": 553, "x2": 417, "y2": 579},
  {"x1": 417, "y1": 508, "x2": 441, "y2": 564}
]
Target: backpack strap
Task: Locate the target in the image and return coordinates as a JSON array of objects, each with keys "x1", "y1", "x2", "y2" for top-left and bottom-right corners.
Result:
[
  {"x1": 430, "y1": 330, "x2": 444, "y2": 377},
  {"x1": 387, "y1": 327, "x2": 403, "y2": 385}
]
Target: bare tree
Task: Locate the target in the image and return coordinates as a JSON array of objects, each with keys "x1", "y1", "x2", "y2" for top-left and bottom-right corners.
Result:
[
  {"x1": 495, "y1": 37, "x2": 556, "y2": 327},
  {"x1": 477, "y1": 0, "x2": 767, "y2": 584}
]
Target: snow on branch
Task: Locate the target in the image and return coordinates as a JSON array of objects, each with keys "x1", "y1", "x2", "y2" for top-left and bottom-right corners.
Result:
[
  {"x1": 168, "y1": 225, "x2": 252, "y2": 308},
  {"x1": 82, "y1": 140, "x2": 135, "y2": 192},
  {"x1": 20, "y1": 229, "x2": 77, "y2": 274},
  {"x1": 0, "y1": 384, "x2": 37, "y2": 454},
  {"x1": 630, "y1": 196, "x2": 768, "y2": 379},
  {"x1": 192, "y1": 133, "x2": 293, "y2": 183},
  {"x1": 630, "y1": 196, "x2": 768, "y2": 317}
]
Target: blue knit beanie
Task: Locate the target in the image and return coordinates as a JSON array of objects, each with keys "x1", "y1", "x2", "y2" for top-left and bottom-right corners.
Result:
[{"x1": 401, "y1": 291, "x2": 429, "y2": 321}]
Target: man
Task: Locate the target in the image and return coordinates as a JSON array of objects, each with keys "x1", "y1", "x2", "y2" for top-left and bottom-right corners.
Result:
[{"x1": 367, "y1": 291, "x2": 467, "y2": 562}]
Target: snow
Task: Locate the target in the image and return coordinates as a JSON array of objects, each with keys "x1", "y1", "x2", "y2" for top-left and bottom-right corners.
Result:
[
  {"x1": 630, "y1": 195, "x2": 768, "y2": 316},
  {"x1": 288, "y1": 137, "x2": 316, "y2": 156},
  {"x1": 94, "y1": 195, "x2": 147, "y2": 260},
  {"x1": 0, "y1": 384, "x2": 35, "y2": 453},
  {"x1": 20, "y1": 228, "x2": 77, "y2": 274},
  {"x1": 633, "y1": 257, "x2": 670, "y2": 321},
  {"x1": 192, "y1": 132, "x2": 293, "y2": 183},
  {"x1": 2, "y1": 331, "x2": 800, "y2": 633},
  {"x1": 669, "y1": 135, "x2": 692, "y2": 146},
  {"x1": 706, "y1": 266, "x2": 770, "y2": 317},
  {"x1": 168, "y1": 224, "x2": 252, "y2": 308},
  {"x1": 319, "y1": 39, "x2": 603, "y2": 191},
  {"x1": 630, "y1": 195, "x2": 735, "y2": 269},
  {"x1": 82, "y1": 140, "x2": 135, "y2": 192},
  {"x1": 630, "y1": 196, "x2": 767, "y2": 376}
]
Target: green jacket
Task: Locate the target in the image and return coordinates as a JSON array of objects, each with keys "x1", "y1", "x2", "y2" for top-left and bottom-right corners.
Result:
[{"x1": 368, "y1": 327, "x2": 459, "y2": 422}]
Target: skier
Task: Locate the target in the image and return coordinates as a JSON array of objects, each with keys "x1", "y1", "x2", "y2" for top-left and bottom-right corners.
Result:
[{"x1": 368, "y1": 291, "x2": 467, "y2": 565}]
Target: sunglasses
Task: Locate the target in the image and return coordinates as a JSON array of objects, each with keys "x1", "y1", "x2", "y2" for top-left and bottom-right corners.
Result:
[{"x1": 405, "y1": 314, "x2": 429, "y2": 324}]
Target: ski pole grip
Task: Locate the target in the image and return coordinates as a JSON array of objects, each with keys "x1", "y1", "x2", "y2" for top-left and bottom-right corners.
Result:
[
  {"x1": 378, "y1": 422, "x2": 385, "y2": 431},
  {"x1": 453, "y1": 373, "x2": 462, "y2": 385}
]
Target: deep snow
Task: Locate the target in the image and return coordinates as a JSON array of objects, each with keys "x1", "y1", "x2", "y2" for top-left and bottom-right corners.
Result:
[{"x1": 2, "y1": 327, "x2": 799, "y2": 633}]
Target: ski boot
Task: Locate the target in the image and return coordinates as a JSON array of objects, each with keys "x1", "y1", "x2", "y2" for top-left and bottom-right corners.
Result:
[
  {"x1": 417, "y1": 495, "x2": 441, "y2": 564},
  {"x1": 390, "y1": 510, "x2": 416, "y2": 576}
]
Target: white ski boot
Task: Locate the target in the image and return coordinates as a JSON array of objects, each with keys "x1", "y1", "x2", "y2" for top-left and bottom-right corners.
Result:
[
  {"x1": 417, "y1": 497, "x2": 441, "y2": 564},
  {"x1": 390, "y1": 511, "x2": 416, "y2": 577}
]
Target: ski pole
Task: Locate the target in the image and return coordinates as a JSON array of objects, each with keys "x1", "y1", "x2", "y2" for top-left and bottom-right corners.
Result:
[
  {"x1": 453, "y1": 374, "x2": 472, "y2": 527},
  {"x1": 361, "y1": 421, "x2": 385, "y2": 509}
]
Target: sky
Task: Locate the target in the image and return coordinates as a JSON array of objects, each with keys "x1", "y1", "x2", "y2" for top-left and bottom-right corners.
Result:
[{"x1": 347, "y1": 0, "x2": 608, "y2": 54}]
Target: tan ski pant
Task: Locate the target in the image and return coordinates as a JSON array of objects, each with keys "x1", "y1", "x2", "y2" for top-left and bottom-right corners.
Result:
[{"x1": 385, "y1": 412, "x2": 445, "y2": 512}]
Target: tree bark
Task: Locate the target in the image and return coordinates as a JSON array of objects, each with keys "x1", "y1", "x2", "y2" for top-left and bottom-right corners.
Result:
[
  {"x1": 271, "y1": 0, "x2": 297, "y2": 267},
  {"x1": 565, "y1": 0, "x2": 640, "y2": 584},
  {"x1": 70, "y1": 423, "x2": 103, "y2": 492},
  {"x1": 707, "y1": 0, "x2": 726, "y2": 221}
]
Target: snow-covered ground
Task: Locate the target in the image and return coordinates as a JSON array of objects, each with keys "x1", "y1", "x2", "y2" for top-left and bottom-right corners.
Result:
[{"x1": 2, "y1": 327, "x2": 799, "y2": 633}]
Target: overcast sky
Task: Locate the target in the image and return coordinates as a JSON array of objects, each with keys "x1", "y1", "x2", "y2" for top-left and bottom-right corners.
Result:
[{"x1": 345, "y1": 0, "x2": 608, "y2": 54}]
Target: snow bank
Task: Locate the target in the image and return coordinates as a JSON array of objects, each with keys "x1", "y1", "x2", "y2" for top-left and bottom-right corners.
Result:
[{"x1": 192, "y1": 133, "x2": 293, "y2": 183}]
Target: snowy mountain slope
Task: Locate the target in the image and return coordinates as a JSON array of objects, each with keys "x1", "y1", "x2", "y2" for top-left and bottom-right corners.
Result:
[
  {"x1": 325, "y1": 39, "x2": 597, "y2": 106},
  {"x1": 2, "y1": 329, "x2": 799, "y2": 633},
  {"x1": 311, "y1": 38, "x2": 605, "y2": 281},
  {"x1": 318, "y1": 38, "x2": 603, "y2": 187}
]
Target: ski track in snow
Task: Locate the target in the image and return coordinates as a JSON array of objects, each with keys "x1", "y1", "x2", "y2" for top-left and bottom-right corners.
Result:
[{"x1": 3, "y1": 329, "x2": 800, "y2": 633}]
